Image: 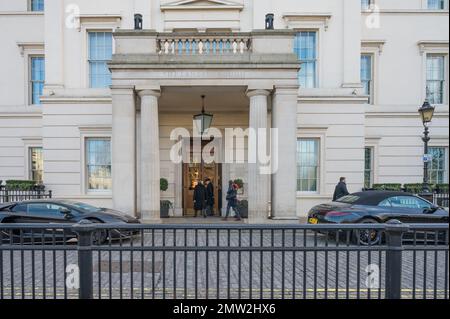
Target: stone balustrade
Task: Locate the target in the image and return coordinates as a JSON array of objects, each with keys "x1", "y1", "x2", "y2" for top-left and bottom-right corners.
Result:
[{"x1": 157, "y1": 33, "x2": 252, "y2": 55}]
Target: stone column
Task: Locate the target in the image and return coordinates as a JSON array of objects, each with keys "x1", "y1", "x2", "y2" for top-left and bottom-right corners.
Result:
[
  {"x1": 138, "y1": 89, "x2": 161, "y2": 222},
  {"x1": 112, "y1": 86, "x2": 136, "y2": 215},
  {"x1": 271, "y1": 87, "x2": 298, "y2": 220},
  {"x1": 247, "y1": 89, "x2": 270, "y2": 223}
]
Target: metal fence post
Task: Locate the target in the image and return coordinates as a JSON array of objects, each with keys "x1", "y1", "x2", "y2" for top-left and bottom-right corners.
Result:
[
  {"x1": 385, "y1": 220, "x2": 409, "y2": 299},
  {"x1": 73, "y1": 220, "x2": 95, "y2": 299}
]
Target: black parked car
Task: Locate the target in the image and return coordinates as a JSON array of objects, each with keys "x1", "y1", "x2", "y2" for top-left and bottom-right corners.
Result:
[
  {"x1": 307, "y1": 191, "x2": 448, "y2": 245},
  {"x1": 0, "y1": 200, "x2": 141, "y2": 244}
]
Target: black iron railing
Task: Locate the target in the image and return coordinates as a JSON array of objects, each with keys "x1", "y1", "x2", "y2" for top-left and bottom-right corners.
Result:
[
  {"x1": 0, "y1": 186, "x2": 52, "y2": 203},
  {"x1": 0, "y1": 222, "x2": 448, "y2": 300}
]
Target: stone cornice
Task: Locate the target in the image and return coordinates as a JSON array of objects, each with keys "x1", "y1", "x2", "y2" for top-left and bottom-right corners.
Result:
[
  {"x1": 39, "y1": 96, "x2": 112, "y2": 104},
  {"x1": 282, "y1": 12, "x2": 332, "y2": 31},
  {"x1": 362, "y1": 9, "x2": 449, "y2": 15},
  {"x1": 161, "y1": 0, "x2": 244, "y2": 11}
]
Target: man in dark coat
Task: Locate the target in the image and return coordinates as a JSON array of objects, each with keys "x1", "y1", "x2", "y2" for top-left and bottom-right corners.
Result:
[
  {"x1": 193, "y1": 180, "x2": 206, "y2": 218},
  {"x1": 333, "y1": 177, "x2": 350, "y2": 201},
  {"x1": 205, "y1": 178, "x2": 214, "y2": 216}
]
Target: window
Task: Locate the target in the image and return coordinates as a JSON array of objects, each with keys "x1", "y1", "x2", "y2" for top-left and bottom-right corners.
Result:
[
  {"x1": 30, "y1": 0, "x2": 44, "y2": 11},
  {"x1": 88, "y1": 32, "x2": 113, "y2": 88},
  {"x1": 361, "y1": 0, "x2": 373, "y2": 10},
  {"x1": 11, "y1": 204, "x2": 27, "y2": 213},
  {"x1": 426, "y1": 55, "x2": 446, "y2": 104},
  {"x1": 30, "y1": 57, "x2": 45, "y2": 105},
  {"x1": 429, "y1": 147, "x2": 448, "y2": 184},
  {"x1": 297, "y1": 139, "x2": 320, "y2": 192},
  {"x1": 379, "y1": 196, "x2": 432, "y2": 209},
  {"x1": 86, "y1": 138, "x2": 111, "y2": 191},
  {"x1": 294, "y1": 32, "x2": 317, "y2": 88},
  {"x1": 361, "y1": 54, "x2": 373, "y2": 103},
  {"x1": 27, "y1": 203, "x2": 67, "y2": 216},
  {"x1": 364, "y1": 147, "x2": 373, "y2": 189},
  {"x1": 427, "y1": 0, "x2": 448, "y2": 9},
  {"x1": 29, "y1": 147, "x2": 43, "y2": 183}
]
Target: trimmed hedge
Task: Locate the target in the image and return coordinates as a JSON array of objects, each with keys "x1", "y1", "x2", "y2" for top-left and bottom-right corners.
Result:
[
  {"x1": 403, "y1": 183, "x2": 426, "y2": 194},
  {"x1": 5, "y1": 180, "x2": 38, "y2": 190},
  {"x1": 435, "y1": 183, "x2": 449, "y2": 193},
  {"x1": 372, "y1": 184, "x2": 402, "y2": 191},
  {"x1": 369, "y1": 183, "x2": 449, "y2": 193}
]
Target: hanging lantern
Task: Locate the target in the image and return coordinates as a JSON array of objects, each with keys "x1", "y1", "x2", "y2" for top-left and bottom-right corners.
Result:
[{"x1": 193, "y1": 95, "x2": 213, "y2": 136}]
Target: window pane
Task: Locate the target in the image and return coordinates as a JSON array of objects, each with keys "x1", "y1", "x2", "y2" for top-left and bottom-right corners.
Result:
[
  {"x1": 426, "y1": 55, "x2": 445, "y2": 104},
  {"x1": 30, "y1": 147, "x2": 43, "y2": 183},
  {"x1": 364, "y1": 147, "x2": 373, "y2": 189},
  {"x1": 297, "y1": 139, "x2": 319, "y2": 192},
  {"x1": 294, "y1": 32, "x2": 317, "y2": 88},
  {"x1": 361, "y1": 0, "x2": 372, "y2": 10},
  {"x1": 86, "y1": 138, "x2": 112, "y2": 190},
  {"x1": 428, "y1": 0, "x2": 447, "y2": 9},
  {"x1": 31, "y1": 0, "x2": 44, "y2": 11},
  {"x1": 429, "y1": 147, "x2": 448, "y2": 184},
  {"x1": 89, "y1": 32, "x2": 113, "y2": 88},
  {"x1": 31, "y1": 57, "x2": 45, "y2": 105},
  {"x1": 361, "y1": 55, "x2": 373, "y2": 103}
]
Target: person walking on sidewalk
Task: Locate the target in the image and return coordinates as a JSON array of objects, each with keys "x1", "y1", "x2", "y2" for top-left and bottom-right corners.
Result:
[
  {"x1": 193, "y1": 180, "x2": 207, "y2": 218},
  {"x1": 223, "y1": 180, "x2": 241, "y2": 221},
  {"x1": 333, "y1": 177, "x2": 350, "y2": 201}
]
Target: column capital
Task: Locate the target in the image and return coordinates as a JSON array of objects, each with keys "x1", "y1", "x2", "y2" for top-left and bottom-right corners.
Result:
[
  {"x1": 274, "y1": 85, "x2": 299, "y2": 95},
  {"x1": 110, "y1": 85, "x2": 135, "y2": 95},
  {"x1": 246, "y1": 89, "x2": 271, "y2": 98},
  {"x1": 136, "y1": 85, "x2": 161, "y2": 98}
]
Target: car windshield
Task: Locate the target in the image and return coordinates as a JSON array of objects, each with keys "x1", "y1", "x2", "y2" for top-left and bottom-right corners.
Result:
[
  {"x1": 336, "y1": 195, "x2": 361, "y2": 204},
  {"x1": 60, "y1": 201, "x2": 101, "y2": 213}
]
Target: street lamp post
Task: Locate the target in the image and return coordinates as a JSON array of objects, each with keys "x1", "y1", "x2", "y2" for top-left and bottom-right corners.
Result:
[{"x1": 418, "y1": 100, "x2": 435, "y2": 196}]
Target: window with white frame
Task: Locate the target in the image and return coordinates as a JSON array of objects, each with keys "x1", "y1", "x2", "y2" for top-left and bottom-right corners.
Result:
[
  {"x1": 364, "y1": 147, "x2": 374, "y2": 189},
  {"x1": 429, "y1": 147, "x2": 448, "y2": 184},
  {"x1": 30, "y1": 56, "x2": 45, "y2": 105},
  {"x1": 361, "y1": 0, "x2": 373, "y2": 10},
  {"x1": 30, "y1": 0, "x2": 44, "y2": 11},
  {"x1": 426, "y1": 55, "x2": 446, "y2": 104},
  {"x1": 361, "y1": 54, "x2": 374, "y2": 104},
  {"x1": 297, "y1": 139, "x2": 320, "y2": 192},
  {"x1": 294, "y1": 31, "x2": 318, "y2": 88},
  {"x1": 86, "y1": 138, "x2": 112, "y2": 191},
  {"x1": 29, "y1": 147, "x2": 43, "y2": 183},
  {"x1": 88, "y1": 32, "x2": 113, "y2": 88},
  {"x1": 427, "y1": 0, "x2": 448, "y2": 9}
]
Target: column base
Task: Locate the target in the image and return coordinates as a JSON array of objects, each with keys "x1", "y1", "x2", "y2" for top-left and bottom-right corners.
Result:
[{"x1": 140, "y1": 210, "x2": 162, "y2": 224}]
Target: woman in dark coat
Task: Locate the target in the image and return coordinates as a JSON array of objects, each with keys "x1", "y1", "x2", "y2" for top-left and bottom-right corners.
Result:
[
  {"x1": 205, "y1": 178, "x2": 215, "y2": 216},
  {"x1": 193, "y1": 180, "x2": 206, "y2": 218}
]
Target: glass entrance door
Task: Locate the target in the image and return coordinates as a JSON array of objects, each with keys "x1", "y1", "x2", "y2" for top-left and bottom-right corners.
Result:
[{"x1": 183, "y1": 140, "x2": 222, "y2": 216}]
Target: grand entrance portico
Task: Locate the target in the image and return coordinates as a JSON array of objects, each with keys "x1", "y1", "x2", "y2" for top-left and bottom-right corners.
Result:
[{"x1": 109, "y1": 30, "x2": 300, "y2": 223}]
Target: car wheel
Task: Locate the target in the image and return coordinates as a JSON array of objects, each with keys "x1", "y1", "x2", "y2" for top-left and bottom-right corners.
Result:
[
  {"x1": 87, "y1": 219, "x2": 107, "y2": 245},
  {"x1": 353, "y1": 219, "x2": 382, "y2": 246}
]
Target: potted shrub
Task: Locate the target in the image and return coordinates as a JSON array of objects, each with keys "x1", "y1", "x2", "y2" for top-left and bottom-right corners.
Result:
[
  {"x1": 160, "y1": 178, "x2": 172, "y2": 218},
  {"x1": 237, "y1": 199, "x2": 248, "y2": 218}
]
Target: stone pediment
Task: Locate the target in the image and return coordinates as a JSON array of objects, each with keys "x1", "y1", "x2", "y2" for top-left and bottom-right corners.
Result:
[{"x1": 161, "y1": 0, "x2": 244, "y2": 11}]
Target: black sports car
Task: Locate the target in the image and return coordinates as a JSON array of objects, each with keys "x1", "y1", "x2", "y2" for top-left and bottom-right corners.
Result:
[
  {"x1": 0, "y1": 200, "x2": 141, "y2": 244},
  {"x1": 307, "y1": 191, "x2": 448, "y2": 244}
]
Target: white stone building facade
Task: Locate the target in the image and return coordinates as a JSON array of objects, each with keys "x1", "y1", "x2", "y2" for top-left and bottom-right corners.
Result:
[{"x1": 0, "y1": 0, "x2": 448, "y2": 222}]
